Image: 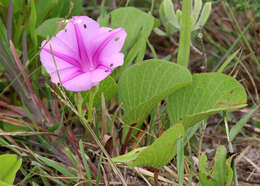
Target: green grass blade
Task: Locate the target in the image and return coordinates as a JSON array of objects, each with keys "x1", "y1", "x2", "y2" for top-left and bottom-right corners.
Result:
[
  {"x1": 217, "y1": 49, "x2": 240, "y2": 73},
  {"x1": 230, "y1": 105, "x2": 259, "y2": 141},
  {"x1": 79, "y1": 140, "x2": 93, "y2": 186}
]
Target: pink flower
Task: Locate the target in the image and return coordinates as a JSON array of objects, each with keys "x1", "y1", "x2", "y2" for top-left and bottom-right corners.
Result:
[{"x1": 40, "y1": 16, "x2": 127, "y2": 92}]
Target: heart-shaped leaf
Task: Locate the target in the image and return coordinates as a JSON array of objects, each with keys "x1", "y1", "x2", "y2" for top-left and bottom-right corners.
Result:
[
  {"x1": 0, "y1": 154, "x2": 22, "y2": 184},
  {"x1": 167, "y1": 73, "x2": 247, "y2": 129},
  {"x1": 0, "y1": 180, "x2": 13, "y2": 186},
  {"x1": 113, "y1": 123, "x2": 184, "y2": 169},
  {"x1": 100, "y1": 7, "x2": 154, "y2": 52},
  {"x1": 118, "y1": 59, "x2": 192, "y2": 125}
]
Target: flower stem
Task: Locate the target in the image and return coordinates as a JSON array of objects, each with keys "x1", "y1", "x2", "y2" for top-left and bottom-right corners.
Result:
[
  {"x1": 87, "y1": 85, "x2": 99, "y2": 123},
  {"x1": 76, "y1": 93, "x2": 83, "y2": 116},
  {"x1": 177, "y1": 0, "x2": 192, "y2": 67}
]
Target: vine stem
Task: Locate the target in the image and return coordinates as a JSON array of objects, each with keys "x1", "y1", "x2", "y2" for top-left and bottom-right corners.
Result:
[
  {"x1": 223, "y1": 112, "x2": 233, "y2": 153},
  {"x1": 224, "y1": 112, "x2": 238, "y2": 186},
  {"x1": 177, "y1": 0, "x2": 192, "y2": 67}
]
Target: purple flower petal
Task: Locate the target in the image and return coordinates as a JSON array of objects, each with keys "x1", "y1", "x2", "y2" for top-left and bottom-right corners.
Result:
[
  {"x1": 40, "y1": 16, "x2": 127, "y2": 92},
  {"x1": 41, "y1": 23, "x2": 79, "y2": 62},
  {"x1": 99, "y1": 53, "x2": 124, "y2": 70},
  {"x1": 82, "y1": 27, "x2": 114, "y2": 57},
  {"x1": 62, "y1": 72, "x2": 95, "y2": 92},
  {"x1": 62, "y1": 66, "x2": 111, "y2": 92},
  {"x1": 93, "y1": 28, "x2": 127, "y2": 67},
  {"x1": 91, "y1": 65, "x2": 112, "y2": 82},
  {"x1": 50, "y1": 67, "x2": 81, "y2": 84},
  {"x1": 41, "y1": 47, "x2": 80, "y2": 68},
  {"x1": 40, "y1": 49, "x2": 75, "y2": 73}
]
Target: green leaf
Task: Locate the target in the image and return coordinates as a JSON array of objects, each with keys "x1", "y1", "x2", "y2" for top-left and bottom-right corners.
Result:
[
  {"x1": 212, "y1": 146, "x2": 227, "y2": 186},
  {"x1": 132, "y1": 123, "x2": 184, "y2": 168},
  {"x1": 167, "y1": 73, "x2": 247, "y2": 129},
  {"x1": 0, "y1": 180, "x2": 13, "y2": 186},
  {"x1": 124, "y1": 30, "x2": 146, "y2": 66},
  {"x1": 0, "y1": 0, "x2": 9, "y2": 7},
  {"x1": 100, "y1": 7, "x2": 154, "y2": 53},
  {"x1": 29, "y1": 0, "x2": 37, "y2": 47},
  {"x1": 81, "y1": 76, "x2": 118, "y2": 107},
  {"x1": 119, "y1": 59, "x2": 192, "y2": 125},
  {"x1": 0, "y1": 19, "x2": 9, "y2": 49},
  {"x1": 36, "y1": 18, "x2": 64, "y2": 38},
  {"x1": 0, "y1": 154, "x2": 22, "y2": 184},
  {"x1": 199, "y1": 152, "x2": 216, "y2": 186},
  {"x1": 112, "y1": 147, "x2": 147, "y2": 164},
  {"x1": 159, "y1": 0, "x2": 179, "y2": 35},
  {"x1": 226, "y1": 154, "x2": 235, "y2": 186},
  {"x1": 193, "y1": 0, "x2": 202, "y2": 22},
  {"x1": 113, "y1": 123, "x2": 184, "y2": 169},
  {"x1": 48, "y1": 0, "x2": 83, "y2": 18},
  {"x1": 35, "y1": 0, "x2": 58, "y2": 25},
  {"x1": 199, "y1": 173, "x2": 216, "y2": 186},
  {"x1": 194, "y1": 2, "x2": 212, "y2": 30},
  {"x1": 230, "y1": 105, "x2": 259, "y2": 141},
  {"x1": 199, "y1": 152, "x2": 208, "y2": 175},
  {"x1": 0, "y1": 19, "x2": 9, "y2": 70}
]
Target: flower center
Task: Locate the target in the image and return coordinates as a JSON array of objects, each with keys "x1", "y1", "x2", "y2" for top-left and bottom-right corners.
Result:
[{"x1": 80, "y1": 58, "x2": 96, "y2": 72}]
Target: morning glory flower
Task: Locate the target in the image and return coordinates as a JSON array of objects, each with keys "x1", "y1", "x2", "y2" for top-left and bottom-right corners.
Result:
[{"x1": 40, "y1": 16, "x2": 127, "y2": 92}]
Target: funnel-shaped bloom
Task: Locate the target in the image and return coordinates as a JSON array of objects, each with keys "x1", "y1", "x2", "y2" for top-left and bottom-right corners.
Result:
[{"x1": 40, "y1": 16, "x2": 127, "y2": 92}]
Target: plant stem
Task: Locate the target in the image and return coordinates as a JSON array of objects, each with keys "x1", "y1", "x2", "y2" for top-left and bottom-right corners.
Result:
[
  {"x1": 224, "y1": 112, "x2": 233, "y2": 153},
  {"x1": 149, "y1": 0, "x2": 155, "y2": 14},
  {"x1": 177, "y1": 0, "x2": 192, "y2": 67},
  {"x1": 76, "y1": 93, "x2": 83, "y2": 116},
  {"x1": 153, "y1": 168, "x2": 159, "y2": 186},
  {"x1": 177, "y1": 138, "x2": 184, "y2": 186},
  {"x1": 224, "y1": 112, "x2": 238, "y2": 186},
  {"x1": 87, "y1": 86, "x2": 99, "y2": 123}
]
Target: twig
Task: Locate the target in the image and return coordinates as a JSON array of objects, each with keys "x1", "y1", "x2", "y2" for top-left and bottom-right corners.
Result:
[
  {"x1": 198, "y1": 31, "x2": 208, "y2": 72},
  {"x1": 154, "y1": 168, "x2": 159, "y2": 186}
]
